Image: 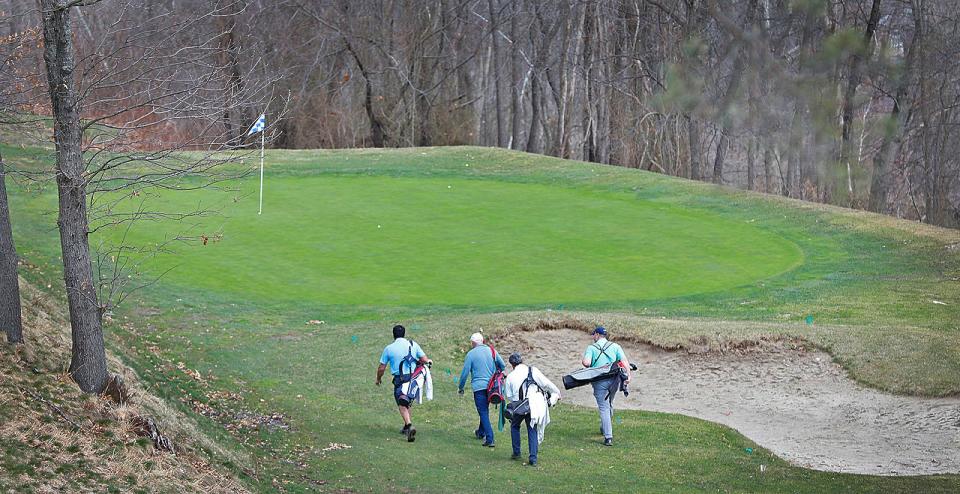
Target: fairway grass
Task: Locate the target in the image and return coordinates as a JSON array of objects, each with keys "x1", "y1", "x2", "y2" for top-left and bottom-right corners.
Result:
[{"x1": 5, "y1": 144, "x2": 959, "y2": 492}]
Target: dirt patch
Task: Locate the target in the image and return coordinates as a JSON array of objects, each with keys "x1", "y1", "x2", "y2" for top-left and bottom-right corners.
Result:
[{"x1": 499, "y1": 328, "x2": 960, "y2": 476}]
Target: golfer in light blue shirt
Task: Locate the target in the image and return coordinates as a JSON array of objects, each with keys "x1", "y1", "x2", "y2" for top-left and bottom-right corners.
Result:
[
  {"x1": 376, "y1": 324, "x2": 431, "y2": 442},
  {"x1": 458, "y1": 332, "x2": 505, "y2": 447}
]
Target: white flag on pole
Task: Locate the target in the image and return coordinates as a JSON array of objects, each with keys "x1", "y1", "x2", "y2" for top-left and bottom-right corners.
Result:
[
  {"x1": 248, "y1": 112, "x2": 267, "y2": 214},
  {"x1": 247, "y1": 113, "x2": 266, "y2": 136}
]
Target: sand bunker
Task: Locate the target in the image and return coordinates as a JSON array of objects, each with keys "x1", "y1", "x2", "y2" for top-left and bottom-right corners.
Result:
[{"x1": 500, "y1": 329, "x2": 960, "y2": 476}]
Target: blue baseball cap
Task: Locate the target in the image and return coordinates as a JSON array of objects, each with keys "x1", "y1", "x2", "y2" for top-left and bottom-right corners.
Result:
[{"x1": 591, "y1": 326, "x2": 606, "y2": 335}]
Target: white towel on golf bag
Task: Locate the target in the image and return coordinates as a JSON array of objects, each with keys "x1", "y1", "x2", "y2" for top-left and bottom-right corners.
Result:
[
  {"x1": 506, "y1": 364, "x2": 561, "y2": 444},
  {"x1": 529, "y1": 386, "x2": 560, "y2": 445},
  {"x1": 401, "y1": 367, "x2": 433, "y2": 404},
  {"x1": 423, "y1": 367, "x2": 433, "y2": 401},
  {"x1": 528, "y1": 390, "x2": 549, "y2": 444}
]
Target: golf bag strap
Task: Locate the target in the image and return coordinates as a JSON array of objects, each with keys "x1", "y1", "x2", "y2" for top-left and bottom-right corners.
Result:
[
  {"x1": 520, "y1": 366, "x2": 542, "y2": 401},
  {"x1": 401, "y1": 341, "x2": 417, "y2": 377},
  {"x1": 591, "y1": 342, "x2": 614, "y2": 367}
]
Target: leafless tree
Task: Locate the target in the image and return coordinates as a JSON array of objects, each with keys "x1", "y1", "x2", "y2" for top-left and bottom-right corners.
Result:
[
  {"x1": 34, "y1": 0, "x2": 275, "y2": 393},
  {"x1": 155, "y1": 1, "x2": 960, "y2": 226},
  {"x1": 0, "y1": 151, "x2": 22, "y2": 344}
]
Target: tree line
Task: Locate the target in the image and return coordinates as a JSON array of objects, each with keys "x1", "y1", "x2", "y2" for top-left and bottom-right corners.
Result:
[
  {"x1": 6, "y1": 0, "x2": 958, "y2": 226},
  {"x1": 246, "y1": 0, "x2": 958, "y2": 226}
]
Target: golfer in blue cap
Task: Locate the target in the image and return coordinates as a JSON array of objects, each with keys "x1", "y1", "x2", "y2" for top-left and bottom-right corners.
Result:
[{"x1": 581, "y1": 326, "x2": 631, "y2": 446}]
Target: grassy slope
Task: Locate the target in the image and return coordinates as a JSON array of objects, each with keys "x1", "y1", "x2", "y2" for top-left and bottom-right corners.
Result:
[
  {"x1": 5, "y1": 144, "x2": 959, "y2": 493},
  {"x1": 0, "y1": 279, "x2": 251, "y2": 493}
]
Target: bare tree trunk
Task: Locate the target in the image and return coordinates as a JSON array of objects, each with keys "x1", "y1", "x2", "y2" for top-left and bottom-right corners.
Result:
[
  {"x1": 39, "y1": 0, "x2": 109, "y2": 393},
  {"x1": 593, "y1": 9, "x2": 611, "y2": 165},
  {"x1": 215, "y1": 5, "x2": 250, "y2": 144},
  {"x1": 711, "y1": 64, "x2": 742, "y2": 184},
  {"x1": 711, "y1": 0, "x2": 754, "y2": 184},
  {"x1": 747, "y1": 138, "x2": 756, "y2": 190},
  {"x1": 526, "y1": 72, "x2": 542, "y2": 153},
  {"x1": 509, "y1": 1, "x2": 523, "y2": 150},
  {"x1": 526, "y1": 3, "x2": 561, "y2": 154},
  {"x1": 785, "y1": 103, "x2": 803, "y2": 197},
  {"x1": 344, "y1": 38, "x2": 386, "y2": 147},
  {"x1": 712, "y1": 131, "x2": 729, "y2": 184},
  {"x1": 763, "y1": 143, "x2": 772, "y2": 193},
  {"x1": 687, "y1": 115, "x2": 703, "y2": 180},
  {"x1": 838, "y1": 0, "x2": 881, "y2": 203},
  {"x1": 488, "y1": 0, "x2": 506, "y2": 148},
  {"x1": 781, "y1": 1, "x2": 817, "y2": 198},
  {"x1": 582, "y1": 1, "x2": 598, "y2": 162},
  {"x1": 924, "y1": 109, "x2": 952, "y2": 225},
  {"x1": 0, "y1": 154, "x2": 23, "y2": 344},
  {"x1": 870, "y1": 2, "x2": 920, "y2": 213}
]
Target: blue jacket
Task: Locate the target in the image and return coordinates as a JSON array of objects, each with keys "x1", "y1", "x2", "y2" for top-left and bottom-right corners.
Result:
[{"x1": 458, "y1": 344, "x2": 505, "y2": 393}]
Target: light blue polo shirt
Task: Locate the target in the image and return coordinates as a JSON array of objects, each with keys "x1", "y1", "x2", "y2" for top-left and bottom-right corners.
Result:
[
  {"x1": 583, "y1": 338, "x2": 626, "y2": 367},
  {"x1": 380, "y1": 338, "x2": 425, "y2": 376}
]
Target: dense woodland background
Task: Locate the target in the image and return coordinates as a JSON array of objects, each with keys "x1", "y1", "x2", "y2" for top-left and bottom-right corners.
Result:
[{"x1": 2, "y1": 0, "x2": 959, "y2": 227}]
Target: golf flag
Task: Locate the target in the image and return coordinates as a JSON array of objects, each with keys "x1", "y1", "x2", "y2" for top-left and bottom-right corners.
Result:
[
  {"x1": 247, "y1": 113, "x2": 266, "y2": 136},
  {"x1": 248, "y1": 112, "x2": 267, "y2": 214}
]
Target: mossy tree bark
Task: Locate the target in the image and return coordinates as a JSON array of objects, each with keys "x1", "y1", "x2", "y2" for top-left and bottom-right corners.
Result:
[
  {"x1": 0, "y1": 154, "x2": 23, "y2": 344},
  {"x1": 39, "y1": 0, "x2": 109, "y2": 393}
]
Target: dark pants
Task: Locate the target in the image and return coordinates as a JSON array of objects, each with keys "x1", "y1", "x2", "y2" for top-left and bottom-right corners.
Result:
[
  {"x1": 511, "y1": 415, "x2": 538, "y2": 463},
  {"x1": 392, "y1": 374, "x2": 411, "y2": 407},
  {"x1": 473, "y1": 390, "x2": 494, "y2": 444}
]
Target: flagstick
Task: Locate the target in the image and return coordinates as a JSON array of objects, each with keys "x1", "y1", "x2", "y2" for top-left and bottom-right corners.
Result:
[{"x1": 258, "y1": 130, "x2": 264, "y2": 215}]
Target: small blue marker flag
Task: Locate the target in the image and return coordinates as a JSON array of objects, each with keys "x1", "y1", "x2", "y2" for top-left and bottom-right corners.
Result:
[{"x1": 247, "y1": 113, "x2": 266, "y2": 136}]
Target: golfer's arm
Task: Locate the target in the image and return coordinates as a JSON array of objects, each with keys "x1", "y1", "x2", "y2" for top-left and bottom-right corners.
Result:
[
  {"x1": 418, "y1": 354, "x2": 431, "y2": 365},
  {"x1": 536, "y1": 369, "x2": 561, "y2": 397},
  {"x1": 376, "y1": 364, "x2": 387, "y2": 383},
  {"x1": 458, "y1": 361, "x2": 471, "y2": 390}
]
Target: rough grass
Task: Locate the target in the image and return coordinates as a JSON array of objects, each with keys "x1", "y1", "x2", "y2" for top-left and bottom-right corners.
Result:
[
  {"x1": 101, "y1": 308, "x2": 960, "y2": 493},
  {"x1": 0, "y1": 278, "x2": 251, "y2": 493}
]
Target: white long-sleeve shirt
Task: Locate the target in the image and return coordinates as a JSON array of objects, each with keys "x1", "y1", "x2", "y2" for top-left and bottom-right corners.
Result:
[
  {"x1": 505, "y1": 364, "x2": 561, "y2": 444},
  {"x1": 505, "y1": 364, "x2": 561, "y2": 403}
]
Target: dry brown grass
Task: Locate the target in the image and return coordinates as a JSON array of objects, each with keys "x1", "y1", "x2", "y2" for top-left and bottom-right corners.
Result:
[{"x1": 0, "y1": 278, "x2": 252, "y2": 493}]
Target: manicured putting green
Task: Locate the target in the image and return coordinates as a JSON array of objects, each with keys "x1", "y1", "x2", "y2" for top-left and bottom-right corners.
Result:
[{"x1": 113, "y1": 175, "x2": 802, "y2": 306}]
